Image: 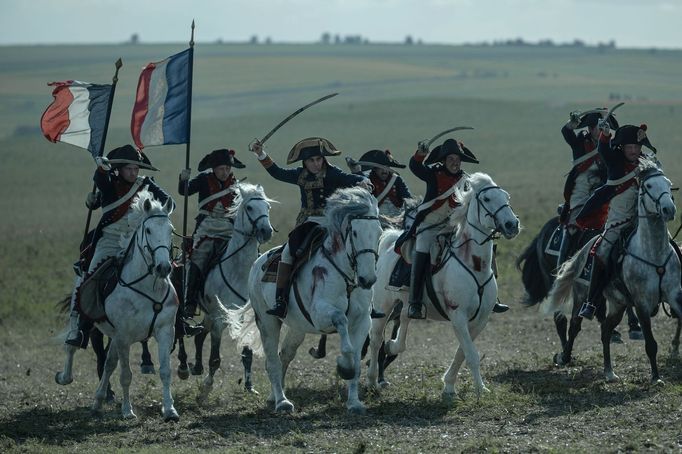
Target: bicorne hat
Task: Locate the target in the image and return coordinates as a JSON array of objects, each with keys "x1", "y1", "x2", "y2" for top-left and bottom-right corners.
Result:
[
  {"x1": 286, "y1": 137, "x2": 341, "y2": 164},
  {"x1": 197, "y1": 149, "x2": 246, "y2": 172},
  {"x1": 425, "y1": 138, "x2": 479, "y2": 166},
  {"x1": 578, "y1": 109, "x2": 619, "y2": 129},
  {"x1": 106, "y1": 144, "x2": 158, "y2": 171},
  {"x1": 612, "y1": 124, "x2": 657, "y2": 153},
  {"x1": 356, "y1": 149, "x2": 405, "y2": 172}
]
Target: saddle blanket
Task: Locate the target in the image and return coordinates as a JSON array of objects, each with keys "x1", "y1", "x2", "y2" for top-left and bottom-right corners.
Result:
[
  {"x1": 75, "y1": 257, "x2": 119, "y2": 322},
  {"x1": 545, "y1": 225, "x2": 562, "y2": 257}
]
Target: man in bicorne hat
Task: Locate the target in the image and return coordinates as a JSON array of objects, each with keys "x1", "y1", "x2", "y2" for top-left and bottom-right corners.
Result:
[
  {"x1": 66, "y1": 144, "x2": 174, "y2": 348},
  {"x1": 178, "y1": 148, "x2": 245, "y2": 328},
  {"x1": 575, "y1": 122, "x2": 657, "y2": 320},
  {"x1": 400, "y1": 138, "x2": 478, "y2": 319},
  {"x1": 346, "y1": 149, "x2": 412, "y2": 218},
  {"x1": 557, "y1": 109, "x2": 618, "y2": 267},
  {"x1": 250, "y1": 137, "x2": 371, "y2": 318}
]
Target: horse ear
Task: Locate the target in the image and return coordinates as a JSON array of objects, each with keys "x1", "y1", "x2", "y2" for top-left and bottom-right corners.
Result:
[
  {"x1": 144, "y1": 198, "x2": 152, "y2": 213},
  {"x1": 163, "y1": 198, "x2": 174, "y2": 215},
  {"x1": 239, "y1": 185, "x2": 245, "y2": 197},
  {"x1": 257, "y1": 184, "x2": 263, "y2": 191}
]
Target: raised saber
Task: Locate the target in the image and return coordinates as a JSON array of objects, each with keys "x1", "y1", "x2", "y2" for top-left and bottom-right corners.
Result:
[
  {"x1": 250, "y1": 93, "x2": 338, "y2": 150},
  {"x1": 421, "y1": 126, "x2": 474, "y2": 163},
  {"x1": 602, "y1": 102, "x2": 625, "y2": 121}
]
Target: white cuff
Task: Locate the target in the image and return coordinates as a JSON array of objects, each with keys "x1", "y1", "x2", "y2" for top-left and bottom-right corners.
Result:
[{"x1": 257, "y1": 152, "x2": 268, "y2": 161}]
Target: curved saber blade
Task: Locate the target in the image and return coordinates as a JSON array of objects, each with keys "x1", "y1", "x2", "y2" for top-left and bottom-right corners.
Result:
[
  {"x1": 259, "y1": 93, "x2": 338, "y2": 146},
  {"x1": 426, "y1": 126, "x2": 474, "y2": 148},
  {"x1": 603, "y1": 102, "x2": 625, "y2": 119}
]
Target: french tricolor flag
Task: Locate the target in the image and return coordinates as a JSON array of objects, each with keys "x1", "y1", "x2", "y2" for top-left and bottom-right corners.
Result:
[
  {"x1": 40, "y1": 81, "x2": 112, "y2": 157},
  {"x1": 131, "y1": 49, "x2": 191, "y2": 150}
]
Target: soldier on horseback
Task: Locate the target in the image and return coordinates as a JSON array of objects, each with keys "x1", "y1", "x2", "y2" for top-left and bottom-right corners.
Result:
[
  {"x1": 66, "y1": 145, "x2": 174, "y2": 348},
  {"x1": 399, "y1": 138, "x2": 507, "y2": 319},
  {"x1": 250, "y1": 137, "x2": 372, "y2": 318},
  {"x1": 576, "y1": 122, "x2": 658, "y2": 319},
  {"x1": 178, "y1": 148, "x2": 246, "y2": 335},
  {"x1": 557, "y1": 108, "x2": 619, "y2": 267},
  {"x1": 345, "y1": 149, "x2": 413, "y2": 218}
]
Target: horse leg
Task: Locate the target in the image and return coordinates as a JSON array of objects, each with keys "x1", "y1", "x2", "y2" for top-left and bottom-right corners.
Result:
[
  {"x1": 176, "y1": 337, "x2": 189, "y2": 380},
  {"x1": 259, "y1": 314, "x2": 291, "y2": 412},
  {"x1": 92, "y1": 340, "x2": 119, "y2": 414},
  {"x1": 309, "y1": 335, "x2": 327, "y2": 359},
  {"x1": 672, "y1": 318, "x2": 681, "y2": 358},
  {"x1": 633, "y1": 306, "x2": 662, "y2": 384},
  {"x1": 385, "y1": 311, "x2": 411, "y2": 356},
  {"x1": 239, "y1": 346, "x2": 258, "y2": 393},
  {"x1": 601, "y1": 304, "x2": 626, "y2": 382},
  {"x1": 198, "y1": 326, "x2": 224, "y2": 403},
  {"x1": 554, "y1": 311, "x2": 568, "y2": 350},
  {"x1": 191, "y1": 330, "x2": 207, "y2": 375},
  {"x1": 117, "y1": 341, "x2": 136, "y2": 419},
  {"x1": 376, "y1": 321, "x2": 401, "y2": 388},
  {"x1": 367, "y1": 305, "x2": 391, "y2": 390},
  {"x1": 345, "y1": 314, "x2": 371, "y2": 415},
  {"x1": 441, "y1": 324, "x2": 488, "y2": 402},
  {"x1": 140, "y1": 340, "x2": 155, "y2": 374},
  {"x1": 279, "y1": 329, "x2": 306, "y2": 393},
  {"x1": 91, "y1": 330, "x2": 115, "y2": 402},
  {"x1": 157, "y1": 324, "x2": 179, "y2": 421},
  {"x1": 331, "y1": 311, "x2": 356, "y2": 381},
  {"x1": 455, "y1": 316, "x2": 488, "y2": 397},
  {"x1": 554, "y1": 315, "x2": 583, "y2": 366}
]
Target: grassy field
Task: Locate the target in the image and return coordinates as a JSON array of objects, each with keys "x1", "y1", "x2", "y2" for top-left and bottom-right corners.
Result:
[{"x1": 1, "y1": 43, "x2": 682, "y2": 452}]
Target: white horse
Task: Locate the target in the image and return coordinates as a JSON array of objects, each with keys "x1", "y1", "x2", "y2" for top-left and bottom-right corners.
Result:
[
  {"x1": 56, "y1": 190, "x2": 178, "y2": 420},
  {"x1": 230, "y1": 187, "x2": 382, "y2": 414},
  {"x1": 367, "y1": 173, "x2": 520, "y2": 399},
  {"x1": 179, "y1": 183, "x2": 274, "y2": 401},
  {"x1": 546, "y1": 162, "x2": 682, "y2": 383}
]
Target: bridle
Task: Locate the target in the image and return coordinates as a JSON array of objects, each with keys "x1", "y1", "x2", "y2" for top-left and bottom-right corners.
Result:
[
  {"x1": 233, "y1": 196, "x2": 270, "y2": 238},
  {"x1": 458, "y1": 185, "x2": 513, "y2": 246},
  {"x1": 638, "y1": 171, "x2": 672, "y2": 218}
]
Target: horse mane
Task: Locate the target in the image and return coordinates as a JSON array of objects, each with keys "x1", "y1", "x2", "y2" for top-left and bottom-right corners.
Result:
[
  {"x1": 380, "y1": 196, "x2": 423, "y2": 229},
  {"x1": 638, "y1": 156, "x2": 662, "y2": 177},
  {"x1": 227, "y1": 182, "x2": 276, "y2": 218},
  {"x1": 120, "y1": 188, "x2": 167, "y2": 248},
  {"x1": 448, "y1": 172, "x2": 497, "y2": 231},
  {"x1": 323, "y1": 187, "x2": 378, "y2": 237}
]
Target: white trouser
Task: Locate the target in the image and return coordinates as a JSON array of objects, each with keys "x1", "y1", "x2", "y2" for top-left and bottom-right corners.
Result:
[
  {"x1": 87, "y1": 217, "x2": 130, "y2": 273},
  {"x1": 415, "y1": 203, "x2": 452, "y2": 253},
  {"x1": 191, "y1": 216, "x2": 233, "y2": 271},
  {"x1": 568, "y1": 166, "x2": 602, "y2": 229},
  {"x1": 596, "y1": 185, "x2": 638, "y2": 262}
]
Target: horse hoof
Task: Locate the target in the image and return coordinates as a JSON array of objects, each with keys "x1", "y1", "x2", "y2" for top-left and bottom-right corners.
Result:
[
  {"x1": 553, "y1": 352, "x2": 569, "y2": 367},
  {"x1": 309, "y1": 347, "x2": 326, "y2": 359},
  {"x1": 55, "y1": 372, "x2": 72, "y2": 386},
  {"x1": 378, "y1": 379, "x2": 391, "y2": 389},
  {"x1": 336, "y1": 363, "x2": 355, "y2": 381},
  {"x1": 651, "y1": 378, "x2": 665, "y2": 387},
  {"x1": 610, "y1": 331, "x2": 623, "y2": 344},
  {"x1": 347, "y1": 404, "x2": 367, "y2": 415},
  {"x1": 442, "y1": 391, "x2": 457, "y2": 404},
  {"x1": 140, "y1": 365, "x2": 156, "y2": 375},
  {"x1": 190, "y1": 363, "x2": 204, "y2": 375},
  {"x1": 605, "y1": 372, "x2": 620, "y2": 383},
  {"x1": 275, "y1": 400, "x2": 295, "y2": 413},
  {"x1": 106, "y1": 389, "x2": 116, "y2": 404},
  {"x1": 245, "y1": 385, "x2": 259, "y2": 395},
  {"x1": 476, "y1": 386, "x2": 491, "y2": 397},
  {"x1": 164, "y1": 408, "x2": 180, "y2": 422},
  {"x1": 122, "y1": 412, "x2": 137, "y2": 420},
  {"x1": 177, "y1": 366, "x2": 190, "y2": 380}
]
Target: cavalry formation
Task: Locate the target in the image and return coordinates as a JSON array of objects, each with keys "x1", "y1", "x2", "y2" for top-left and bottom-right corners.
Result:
[{"x1": 53, "y1": 101, "x2": 682, "y2": 421}]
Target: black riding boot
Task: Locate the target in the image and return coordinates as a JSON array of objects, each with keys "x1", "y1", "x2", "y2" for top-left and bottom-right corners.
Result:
[
  {"x1": 65, "y1": 311, "x2": 92, "y2": 349},
  {"x1": 579, "y1": 258, "x2": 607, "y2": 320},
  {"x1": 181, "y1": 263, "x2": 204, "y2": 337},
  {"x1": 490, "y1": 244, "x2": 509, "y2": 313},
  {"x1": 267, "y1": 262, "x2": 292, "y2": 318},
  {"x1": 407, "y1": 251, "x2": 430, "y2": 319},
  {"x1": 557, "y1": 227, "x2": 576, "y2": 270}
]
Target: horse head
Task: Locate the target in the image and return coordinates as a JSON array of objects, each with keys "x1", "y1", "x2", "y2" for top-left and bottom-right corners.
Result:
[
  {"x1": 231, "y1": 183, "x2": 275, "y2": 244},
  {"x1": 325, "y1": 187, "x2": 382, "y2": 290},
  {"x1": 461, "y1": 173, "x2": 520, "y2": 240},
  {"x1": 638, "y1": 161, "x2": 676, "y2": 222},
  {"x1": 127, "y1": 190, "x2": 174, "y2": 279}
]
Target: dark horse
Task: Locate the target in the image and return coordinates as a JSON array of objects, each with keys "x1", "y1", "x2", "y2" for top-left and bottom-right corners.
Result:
[{"x1": 516, "y1": 216, "x2": 643, "y2": 364}]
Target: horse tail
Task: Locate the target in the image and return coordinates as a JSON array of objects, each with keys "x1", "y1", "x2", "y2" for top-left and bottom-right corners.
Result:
[
  {"x1": 57, "y1": 294, "x2": 72, "y2": 313},
  {"x1": 379, "y1": 229, "x2": 401, "y2": 255},
  {"x1": 226, "y1": 302, "x2": 264, "y2": 357},
  {"x1": 543, "y1": 242, "x2": 590, "y2": 316},
  {"x1": 516, "y1": 217, "x2": 559, "y2": 306}
]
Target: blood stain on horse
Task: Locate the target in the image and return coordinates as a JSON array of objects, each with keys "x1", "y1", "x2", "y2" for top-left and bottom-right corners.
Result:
[{"x1": 311, "y1": 266, "x2": 328, "y2": 296}]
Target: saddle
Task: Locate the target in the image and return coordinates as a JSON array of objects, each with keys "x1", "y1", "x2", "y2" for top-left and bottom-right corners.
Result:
[
  {"x1": 388, "y1": 236, "x2": 450, "y2": 290},
  {"x1": 261, "y1": 223, "x2": 327, "y2": 283},
  {"x1": 74, "y1": 257, "x2": 120, "y2": 322}
]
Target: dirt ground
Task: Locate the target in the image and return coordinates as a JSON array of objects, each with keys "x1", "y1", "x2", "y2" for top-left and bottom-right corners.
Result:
[{"x1": 1, "y1": 304, "x2": 681, "y2": 453}]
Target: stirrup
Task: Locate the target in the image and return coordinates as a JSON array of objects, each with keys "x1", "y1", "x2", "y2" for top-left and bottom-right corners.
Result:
[
  {"x1": 266, "y1": 298, "x2": 287, "y2": 318},
  {"x1": 578, "y1": 302, "x2": 596, "y2": 320},
  {"x1": 407, "y1": 302, "x2": 426, "y2": 319},
  {"x1": 65, "y1": 331, "x2": 87, "y2": 349},
  {"x1": 492, "y1": 302, "x2": 509, "y2": 313},
  {"x1": 181, "y1": 318, "x2": 204, "y2": 337},
  {"x1": 370, "y1": 307, "x2": 385, "y2": 319}
]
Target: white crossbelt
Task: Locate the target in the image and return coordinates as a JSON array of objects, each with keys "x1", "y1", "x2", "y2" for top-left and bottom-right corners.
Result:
[
  {"x1": 375, "y1": 173, "x2": 397, "y2": 205},
  {"x1": 198, "y1": 187, "x2": 233, "y2": 209},
  {"x1": 101, "y1": 177, "x2": 143, "y2": 215},
  {"x1": 572, "y1": 149, "x2": 598, "y2": 167},
  {"x1": 606, "y1": 169, "x2": 638, "y2": 186}
]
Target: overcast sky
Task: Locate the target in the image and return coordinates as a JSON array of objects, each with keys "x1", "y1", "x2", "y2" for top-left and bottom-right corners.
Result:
[{"x1": 2, "y1": 0, "x2": 681, "y2": 48}]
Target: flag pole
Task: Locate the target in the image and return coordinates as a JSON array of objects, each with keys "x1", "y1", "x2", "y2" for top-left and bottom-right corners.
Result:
[
  {"x1": 82, "y1": 58, "x2": 123, "y2": 245},
  {"x1": 181, "y1": 21, "x2": 195, "y2": 303}
]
